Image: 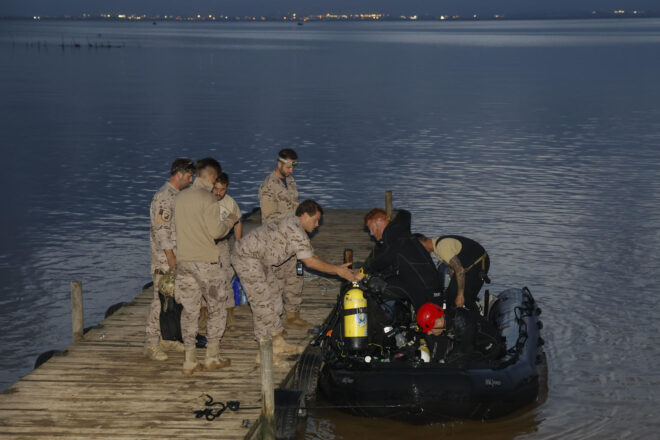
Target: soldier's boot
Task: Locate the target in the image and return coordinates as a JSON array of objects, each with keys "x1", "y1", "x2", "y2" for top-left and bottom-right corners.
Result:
[
  {"x1": 273, "y1": 332, "x2": 304, "y2": 355},
  {"x1": 160, "y1": 339, "x2": 185, "y2": 353},
  {"x1": 143, "y1": 344, "x2": 168, "y2": 361},
  {"x1": 226, "y1": 307, "x2": 236, "y2": 330},
  {"x1": 285, "y1": 312, "x2": 312, "y2": 329},
  {"x1": 203, "y1": 341, "x2": 231, "y2": 371},
  {"x1": 182, "y1": 347, "x2": 203, "y2": 376}
]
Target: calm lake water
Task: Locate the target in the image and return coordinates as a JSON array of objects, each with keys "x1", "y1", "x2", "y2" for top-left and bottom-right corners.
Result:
[{"x1": 1, "y1": 18, "x2": 659, "y2": 438}]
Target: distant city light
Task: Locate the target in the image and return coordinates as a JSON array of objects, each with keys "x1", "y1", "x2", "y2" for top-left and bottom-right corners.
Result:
[{"x1": 28, "y1": 9, "x2": 653, "y2": 23}]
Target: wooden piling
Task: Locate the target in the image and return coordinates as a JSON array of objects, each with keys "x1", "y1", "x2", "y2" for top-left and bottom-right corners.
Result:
[
  {"x1": 385, "y1": 190, "x2": 393, "y2": 218},
  {"x1": 70, "y1": 280, "x2": 83, "y2": 342},
  {"x1": 259, "y1": 338, "x2": 276, "y2": 440}
]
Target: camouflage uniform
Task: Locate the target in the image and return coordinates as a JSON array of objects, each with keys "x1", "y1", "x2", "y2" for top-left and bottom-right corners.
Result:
[
  {"x1": 175, "y1": 178, "x2": 236, "y2": 348},
  {"x1": 216, "y1": 195, "x2": 242, "y2": 308},
  {"x1": 258, "y1": 171, "x2": 303, "y2": 313},
  {"x1": 145, "y1": 182, "x2": 178, "y2": 347},
  {"x1": 231, "y1": 217, "x2": 314, "y2": 340}
]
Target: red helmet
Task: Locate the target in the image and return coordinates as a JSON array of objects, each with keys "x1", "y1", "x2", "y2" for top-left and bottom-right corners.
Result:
[{"x1": 417, "y1": 302, "x2": 445, "y2": 333}]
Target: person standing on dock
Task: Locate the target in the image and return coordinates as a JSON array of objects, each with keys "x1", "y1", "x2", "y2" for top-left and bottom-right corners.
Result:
[
  {"x1": 258, "y1": 148, "x2": 309, "y2": 328},
  {"x1": 231, "y1": 199, "x2": 361, "y2": 366},
  {"x1": 174, "y1": 158, "x2": 239, "y2": 375},
  {"x1": 417, "y1": 235, "x2": 490, "y2": 309},
  {"x1": 144, "y1": 158, "x2": 195, "y2": 362},
  {"x1": 213, "y1": 172, "x2": 242, "y2": 331}
]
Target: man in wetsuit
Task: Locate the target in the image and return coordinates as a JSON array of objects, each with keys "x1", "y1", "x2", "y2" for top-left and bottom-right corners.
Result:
[
  {"x1": 417, "y1": 235, "x2": 489, "y2": 309},
  {"x1": 363, "y1": 209, "x2": 443, "y2": 312},
  {"x1": 417, "y1": 301, "x2": 503, "y2": 365}
]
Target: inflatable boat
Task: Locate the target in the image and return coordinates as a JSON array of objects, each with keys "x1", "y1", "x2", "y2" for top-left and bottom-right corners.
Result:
[{"x1": 309, "y1": 278, "x2": 546, "y2": 424}]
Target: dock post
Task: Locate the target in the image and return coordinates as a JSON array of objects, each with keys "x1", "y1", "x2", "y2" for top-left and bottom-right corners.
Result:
[
  {"x1": 259, "y1": 337, "x2": 275, "y2": 440},
  {"x1": 385, "y1": 190, "x2": 393, "y2": 218},
  {"x1": 71, "y1": 280, "x2": 84, "y2": 342}
]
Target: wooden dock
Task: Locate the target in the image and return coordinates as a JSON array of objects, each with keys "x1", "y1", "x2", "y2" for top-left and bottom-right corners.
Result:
[{"x1": 0, "y1": 209, "x2": 373, "y2": 439}]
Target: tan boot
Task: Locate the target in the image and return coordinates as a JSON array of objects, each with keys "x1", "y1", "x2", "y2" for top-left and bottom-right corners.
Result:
[
  {"x1": 204, "y1": 341, "x2": 231, "y2": 370},
  {"x1": 285, "y1": 312, "x2": 312, "y2": 328},
  {"x1": 273, "y1": 332, "x2": 304, "y2": 355},
  {"x1": 144, "y1": 344, "x2": 168, "y2": 361},
  {"x1": 226, "y1": 307, "x2": 236, "y2": 329},
  {"x1": 160, "y1": 339, "x2": 185, "y2": 353},
  {"x1": 182, "y1": 347, "x2": 202, "y2": 376}
]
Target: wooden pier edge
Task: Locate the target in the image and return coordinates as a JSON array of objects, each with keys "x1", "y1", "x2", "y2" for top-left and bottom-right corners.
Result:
[{"x1": 0, "y1": 208, "x2": 375, "y2": 440}]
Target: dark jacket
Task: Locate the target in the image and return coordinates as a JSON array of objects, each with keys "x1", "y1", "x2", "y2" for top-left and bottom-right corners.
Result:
[{"x1": 365, "y1": 210, "x2": 443, "y2": 310}]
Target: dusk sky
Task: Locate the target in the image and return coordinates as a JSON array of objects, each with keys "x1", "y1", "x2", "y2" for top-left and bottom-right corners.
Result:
[{"x1": 2, "y1": 0, "x2": 658, "y2": 17}]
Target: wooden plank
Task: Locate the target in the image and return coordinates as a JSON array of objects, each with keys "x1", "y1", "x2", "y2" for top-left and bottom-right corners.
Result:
[{"x1": 0, "y1": 209, "x2": 373, "y2": 439}]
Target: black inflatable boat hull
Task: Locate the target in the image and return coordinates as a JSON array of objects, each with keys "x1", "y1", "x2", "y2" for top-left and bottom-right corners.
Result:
[{"x1": 318, "y1": 288, "x2": 545, "y2": 423}]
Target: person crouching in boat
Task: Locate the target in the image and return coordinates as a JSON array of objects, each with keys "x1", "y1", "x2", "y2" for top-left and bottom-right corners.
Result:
[
  {"x1": 416, "y1": 234, "x2": 490, "y2": 310},
  {"x1": 417, "y1": 302, "x2": 504, "y2": 365},
  {"x1": 417, "y1": 302, "x2": 475, "y2": 362}
]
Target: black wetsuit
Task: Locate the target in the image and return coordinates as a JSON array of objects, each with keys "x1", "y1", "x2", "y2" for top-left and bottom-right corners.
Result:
[
  {"x1": 436, "y1": 235, "x2": 490, "y2": 308},
  {"x1": 426, "y1": 307, "x2": 504, "y2": 365},
  {"x1": 365, "y1": 211, "x2": 443, "y2": 311}
]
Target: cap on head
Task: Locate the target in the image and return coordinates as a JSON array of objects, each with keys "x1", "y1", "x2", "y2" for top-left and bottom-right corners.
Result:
[{"x1": 417, "y1": 302, "x2": 445, "y2": 333}]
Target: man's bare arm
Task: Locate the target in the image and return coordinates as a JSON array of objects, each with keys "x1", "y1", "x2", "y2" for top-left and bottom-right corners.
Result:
[
  {"x1": 300, "y1": 256, "x2": 361, "y2": 282},
  {"x1": 448, "y1": 256, "x2": 466, "y2": 307}
]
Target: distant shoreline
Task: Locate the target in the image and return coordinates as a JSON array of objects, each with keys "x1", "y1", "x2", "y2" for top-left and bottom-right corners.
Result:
[{"x1": 1, "y1": 11, "x2": 659, "y2": 23}]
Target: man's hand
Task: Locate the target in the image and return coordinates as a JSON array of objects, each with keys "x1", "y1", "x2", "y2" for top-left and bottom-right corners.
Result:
[
  {"x1": 336, "y1": 262, "x2": 362, "y2": 283},
  {"x1": 165, "y1": 249, "x2": 176, "y2": 271},
  {"x1": 455, "y1": 292, "x2": 465, "y2": 308}
]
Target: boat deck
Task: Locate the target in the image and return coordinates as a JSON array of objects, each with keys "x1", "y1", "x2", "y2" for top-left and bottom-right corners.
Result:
[{"x1": 0, "y1": 209, "x2": 373, "y2": 439}]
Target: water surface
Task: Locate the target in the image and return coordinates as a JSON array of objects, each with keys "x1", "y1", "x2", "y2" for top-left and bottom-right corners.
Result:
[{"x1": 1, "y1": 18, "x2": 659, "y2": 438}]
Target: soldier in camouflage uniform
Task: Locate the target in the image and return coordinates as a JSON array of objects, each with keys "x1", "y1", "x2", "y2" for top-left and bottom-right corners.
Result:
[
  {"x1": 175, "y1": 158, "x2": 239, "y2": 375},
  {"x1": 144, "y1": 158, "x2": 195, "y2": 361},
  {"x1": 231, "y1": 200, "x2": 361, "y2": 366},
  {"x1": 258, "y1": 148, "x2": 309, "y2": 328},
  {"x1": 212, "y1": 172, "x2": 242, "y2": 331}
]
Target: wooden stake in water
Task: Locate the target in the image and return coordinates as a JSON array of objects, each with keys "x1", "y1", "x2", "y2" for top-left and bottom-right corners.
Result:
[
  {"x1": 343, "y1": 248, "x2": 353, "y2": 269},
  {"x1": 71, "y1": 280, "x2": 83, "y2": 342},
  {"x1": 259, "y1": 337, "x2": 275, "y2": 440},
  {"x1": 385, "y1": 190, "x2": 393, "y2": 219}
]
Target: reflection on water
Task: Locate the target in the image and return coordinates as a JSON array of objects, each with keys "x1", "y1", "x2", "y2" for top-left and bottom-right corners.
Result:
[{"x1": 1, "y1": 19, "x2": 660, "y2": 439}]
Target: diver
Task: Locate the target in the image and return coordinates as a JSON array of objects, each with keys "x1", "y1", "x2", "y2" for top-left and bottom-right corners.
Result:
[
  {"x1": 416, "y1": 302, "x2": 504, "y2": 365},
  {"x1": 416, "y1": 234, "x2": 490, "y2": 310},
  {"x1": 363, "y1": 209, "x2": 443, "y2": 315}
]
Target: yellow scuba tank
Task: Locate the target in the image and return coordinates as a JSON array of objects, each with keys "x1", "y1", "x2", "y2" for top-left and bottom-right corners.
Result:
[{"x1": 343, "y1": 282, "x2": 368, "y2": 353}]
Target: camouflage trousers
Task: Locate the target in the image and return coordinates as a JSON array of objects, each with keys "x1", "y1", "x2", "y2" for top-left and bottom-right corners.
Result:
[
  {"x1": 144, "y1": 267, "x2": 167, "y2": 346},
  {"x1": 272, "y1": 256, "x2": 304, "y2": 313},
  {"x1": 177, "y1": 261, "x2": 231, "y2": 348},
  {"x1": 199, "y1": 242, "x2": 236, "y2": 334},
  {"x1": 218, "y1": 240, "x2": 236, "y2": 309},
  {"x1": 231, "y1": 253, "x2": 283, "y2": 341}
]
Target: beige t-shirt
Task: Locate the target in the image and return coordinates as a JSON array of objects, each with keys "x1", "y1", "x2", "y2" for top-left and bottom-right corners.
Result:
[
  {"x1": 217, "y1": 194, "x2": 241, "y2": 222},
  {"x1": 432, "y1": 237, "x2": 463, "y2": 264}
]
